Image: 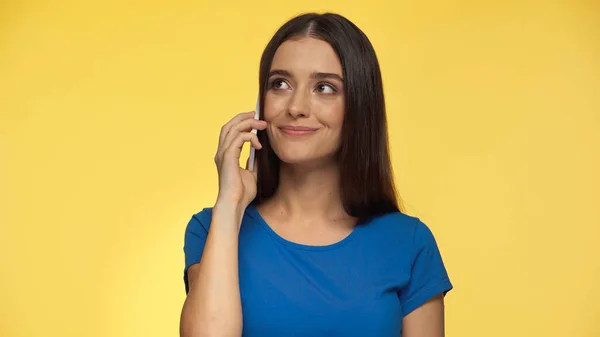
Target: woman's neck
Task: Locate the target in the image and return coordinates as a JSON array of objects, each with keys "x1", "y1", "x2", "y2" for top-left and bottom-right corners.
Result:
[{"x1": 267, "y1": 160, "x2": 347, "y2": 220}]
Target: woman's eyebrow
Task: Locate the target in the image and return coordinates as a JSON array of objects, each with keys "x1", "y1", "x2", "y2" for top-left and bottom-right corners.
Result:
[
  {"x1": 268, "y1": 69, "x2": 292, "y2": 78},
  {"x1": 268, "y1": 69, "x2": 344, "y2": 82},
  {"x1": 311, "y1": 72, "x2": 344, "y2": 82}
]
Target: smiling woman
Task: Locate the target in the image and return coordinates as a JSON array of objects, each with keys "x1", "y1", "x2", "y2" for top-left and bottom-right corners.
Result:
[
  {"x1": 263, "y1": 37, "x2": 346, "y2": 166},
  {"x1": 179, "y1": 12, "x2": 452, "y2": 337}
]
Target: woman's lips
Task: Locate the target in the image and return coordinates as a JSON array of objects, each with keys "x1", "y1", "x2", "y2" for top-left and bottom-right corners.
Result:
[{"x1": 279, "y1": 125, "x2": 319, "y2": 136}]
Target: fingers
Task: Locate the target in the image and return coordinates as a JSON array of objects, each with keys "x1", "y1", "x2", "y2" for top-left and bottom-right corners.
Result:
[
  {"x1": 218, "y1": 111, "x2": 256, "y2": 147},
  {"x1": 215, "y1": 111, "x2": 267, "y2": 170},
  {"x1": 221, "y1": 118, "x2": 267, "y2": 154},
  {"x1": 223, "y1": 132, "x2": 262, "y2": 161}
]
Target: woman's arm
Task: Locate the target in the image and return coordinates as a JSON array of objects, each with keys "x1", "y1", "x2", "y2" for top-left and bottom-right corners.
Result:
[
  {"x1": 401, "y1": 294, "x2": 446, "y2": 337},
  {"x1": 179, "y1": 203, "x2": 244, "y2": 337},
  {"x1": 179, "y1": 111, "x2": 266, "y2": 337}
]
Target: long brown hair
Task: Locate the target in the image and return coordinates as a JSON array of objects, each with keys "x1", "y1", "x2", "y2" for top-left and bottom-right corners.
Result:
[{"x1": 253, "y1": 13, "x2": 403, "y2": 222}]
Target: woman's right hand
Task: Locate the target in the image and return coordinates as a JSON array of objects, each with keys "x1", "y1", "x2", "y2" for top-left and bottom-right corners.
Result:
[{"x1": 214, "y1": 111, "x2": 267, "y2": 212}]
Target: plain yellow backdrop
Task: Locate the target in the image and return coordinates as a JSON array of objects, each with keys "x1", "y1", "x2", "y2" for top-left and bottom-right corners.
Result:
[{"x1": 1, "y1": 0, "x2": 599, "y2": 336}]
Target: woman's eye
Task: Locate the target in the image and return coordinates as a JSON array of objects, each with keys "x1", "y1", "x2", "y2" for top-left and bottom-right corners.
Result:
[
  {"x1": 316, "y1": 83, "x2": 336, "y2": 94},
  {"x1": 272, "y1": 79, "x2": 290, "y2": 90}
]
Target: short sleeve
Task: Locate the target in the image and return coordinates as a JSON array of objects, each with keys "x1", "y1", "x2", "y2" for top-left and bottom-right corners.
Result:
[
  {"x1": 399, "y1": 220, "x2": 453, "y2": 316},
  {"x1": 183, "y1": 208, "x2": 212, "y2": 294}
]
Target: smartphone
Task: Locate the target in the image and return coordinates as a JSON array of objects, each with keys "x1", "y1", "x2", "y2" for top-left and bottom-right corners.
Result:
[{"x1": 248, "y1": 95, "x2": 260, "y2": 172}]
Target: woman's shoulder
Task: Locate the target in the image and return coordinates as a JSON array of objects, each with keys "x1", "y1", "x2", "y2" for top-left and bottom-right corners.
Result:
[
  {"x1": 185, "y1": 207, "x2": 214, "y2": 234},
  {"x1": 364, "y1": 211, "x2": 424, "y2": 232},
  {"x1": 362, "y1": 211, "x2": 439, "y2": 248},
  {"x1": 185, "y1": 206, "x2": 258, "y2": 232},
  {"x1": 192, "y1": 207, "x2": 214, "y2": 219}
]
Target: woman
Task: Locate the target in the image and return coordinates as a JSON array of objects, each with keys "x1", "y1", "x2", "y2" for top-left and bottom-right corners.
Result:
[{"x1": 180, "y1": 12, "x2": 452, "y2": 337}]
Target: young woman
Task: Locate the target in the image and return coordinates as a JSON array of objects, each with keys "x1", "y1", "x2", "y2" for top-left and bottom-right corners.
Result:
[{"x1": 180, "y1": 12, "x2": 452, "y2": 337}]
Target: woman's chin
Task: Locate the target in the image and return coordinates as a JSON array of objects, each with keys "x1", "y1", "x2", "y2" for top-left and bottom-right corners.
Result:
[
  {"x1": 276, "y1": 151, "x2": 335, "y2": 167},
  {"x1": 277, "y1": 154, "x2": 312, "y2": 165}
]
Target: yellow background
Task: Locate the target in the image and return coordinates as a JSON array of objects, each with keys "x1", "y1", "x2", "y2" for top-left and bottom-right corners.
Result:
[{"x1": 1, "y1": 0, "x2": 599, "y2": 336}]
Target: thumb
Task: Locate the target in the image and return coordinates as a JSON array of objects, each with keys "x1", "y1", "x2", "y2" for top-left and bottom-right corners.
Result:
[
  {"x1": 246, "y1": 155, "x2": 258, "y2": 174},
  {"x1": 249, "y1": 157, "x2": 258, "y2": 179}
]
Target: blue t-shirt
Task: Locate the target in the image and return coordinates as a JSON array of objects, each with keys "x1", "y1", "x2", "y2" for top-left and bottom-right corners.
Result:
[{"x1": 183, "y1": 204, "x2": 452, "y2": 336}]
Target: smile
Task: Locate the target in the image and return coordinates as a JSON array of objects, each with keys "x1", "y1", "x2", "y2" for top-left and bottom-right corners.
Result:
[{"x1": 279, "y1": 125, "x2": 319, "y2": 136}]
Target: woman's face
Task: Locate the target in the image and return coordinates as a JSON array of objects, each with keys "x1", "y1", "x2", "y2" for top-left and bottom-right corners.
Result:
[{"x1": 264, "y1": 37, "x2": 345, "y2": 166}]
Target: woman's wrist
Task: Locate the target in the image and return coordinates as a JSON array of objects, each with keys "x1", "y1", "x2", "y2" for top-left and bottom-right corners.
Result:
[{"x1": 213, "y1": 199, "x2": 246, "y2": 228}]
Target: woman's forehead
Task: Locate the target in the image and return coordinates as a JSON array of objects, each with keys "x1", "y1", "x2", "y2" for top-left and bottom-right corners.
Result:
[{"x1": 270, "y1": 37, "x2": 342, "y2": 77}]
